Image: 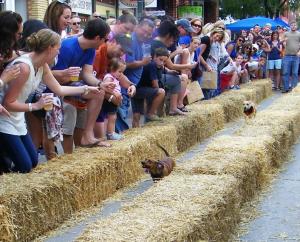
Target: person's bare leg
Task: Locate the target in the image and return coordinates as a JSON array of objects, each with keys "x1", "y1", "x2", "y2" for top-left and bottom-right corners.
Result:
[
  {"x1": 94, "y1": 122, "x2": 106, "y2": 139},
  {"x1": 269, "y1": 69, "x2": 274, "y2": 86},
  {"x1": 63, "y1": 135, "x2": 74, "y2": 154},
  {"x1": 177, "y1": 75, "x2": 188, "y2": 108},
  {"x1": 74, "y1": 127, "x2": 83, "y2": 147},
  {"x1": 26, "y1": 112, "x2": 43, "y2": 149},
  {"x1": 107, "y1": 114, "x2": 117, "y2": 134},
  {"x1": 81, "y1": 90, "x2": 104, "y2": 146},
  {"x1": 275, "y1": 69, "x2": 281, "y2": 89},
  {"x1": 148, "y1": 89, "x2": 165, "y2": 116},
  {"x1": 42, "y1": 127, "x2": 57, "y2": 160},
  {"x1": 132, "y1": 113, "x2": 141, "y2": 128},
  {"x1": 169, "y1": 93, "x2": 185, "y2": 115}
]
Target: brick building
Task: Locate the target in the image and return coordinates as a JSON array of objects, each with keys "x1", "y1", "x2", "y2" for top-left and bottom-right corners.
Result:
[{"x1": 0, "y1": 0, "x2": 219, "y2": 23}]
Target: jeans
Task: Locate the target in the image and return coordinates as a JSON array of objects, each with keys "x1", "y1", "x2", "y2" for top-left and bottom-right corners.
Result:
[
  {"x1": 282, "y1": 55, "x2": 300, "y2": 91},
  {"x1": 115, "y1": 93, "x2": 130, "y2": 133},
  {"x1": 0, "y1": 132, "x2": 38, "y2": 173}
]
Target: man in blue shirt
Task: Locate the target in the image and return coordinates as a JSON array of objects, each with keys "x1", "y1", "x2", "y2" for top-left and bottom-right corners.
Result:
[
  {"x1": 116, "y1": 19, "x2": 155, "y2": 132},
  {"x1": 53, "y1": 19, "x2": 115, "y2": 152}
]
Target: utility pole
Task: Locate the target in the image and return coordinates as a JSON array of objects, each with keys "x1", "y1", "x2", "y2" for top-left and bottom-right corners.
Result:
[{"x1": 137, "y1": 0, "x2": 145, "y2": 20}]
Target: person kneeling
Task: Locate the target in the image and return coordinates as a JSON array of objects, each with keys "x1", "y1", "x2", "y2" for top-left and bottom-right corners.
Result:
[{"x1": 132, "y1": 48, "x2": 166, "y2": 128}]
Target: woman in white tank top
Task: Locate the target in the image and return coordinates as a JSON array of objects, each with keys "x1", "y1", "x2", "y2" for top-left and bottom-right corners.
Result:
[{"x1": 0, "y1": 29, "x2": 100, "y2": 173}]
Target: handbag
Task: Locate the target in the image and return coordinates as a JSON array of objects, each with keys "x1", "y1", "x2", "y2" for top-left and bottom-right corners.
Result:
[
  {"x1": 183, "y1": 80, "x2": 204, "y2": 105},
  {"x1": 191, "y1": 62, "x2": 202, "y2": 80},
  {"x1": 201, "y1": 71, "x2": 218, "y2": 89}
]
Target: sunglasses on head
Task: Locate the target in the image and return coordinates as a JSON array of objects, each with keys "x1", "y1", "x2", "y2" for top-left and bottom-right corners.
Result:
[
  {"x1": 72, "y1": 22, "x2": 81, "y2": 25},
  {"x1": 192, "y1": 24, "x2": 202, "y2": 28},
  {"x1": 57, "y1": 0, "x2": 70, "y2": 4}
]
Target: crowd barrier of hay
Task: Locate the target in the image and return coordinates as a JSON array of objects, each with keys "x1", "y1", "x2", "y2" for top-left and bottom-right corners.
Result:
[
  {"x1": 77, "y1": 85, "x2": 300, "y2": 242},
  {"x1": 0, "y1": 80, "x2": 271, "y2": 242},
  {"x1": 76, "y1": 174, "x2": 241, "y2": 242}
]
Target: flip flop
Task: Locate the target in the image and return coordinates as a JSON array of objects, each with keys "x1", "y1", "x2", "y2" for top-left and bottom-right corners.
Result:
[{"x1": 80, "y1": 141, "x2": 100, "y2": 148}]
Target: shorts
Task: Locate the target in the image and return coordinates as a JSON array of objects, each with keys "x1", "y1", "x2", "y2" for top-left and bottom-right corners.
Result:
[
  {"x1": 62, "y1": 101, "x2": 87, "y2": 135},
  {"x1": 96, "y1": 99, "x2": 118, "y2": 122},
  {"x1": 161, "y1": 73, "x2": 181, "y2": 94},
  {"x1": 268, "y1": 59, "x2": 282, "y2": 70},
  {"x1": 131, "y1": 87, "x2": 159, "y2": 114}
]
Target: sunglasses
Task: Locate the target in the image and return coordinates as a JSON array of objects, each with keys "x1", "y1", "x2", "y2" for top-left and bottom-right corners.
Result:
[
  {"x1": 192, "y1": 24, "x2": 202, "y2": 28},
  {"x1": 237, "y1": 39, "x2": 244, "y2": 42},
  {"x1": 93, "y1": 15, "x2": 101, "y2": 18},
  {"x1": 72, "y1": 22, "x2": 81, "y2": 25},
  {"x1": 57, "y1": 0, "x2": 70, "y2": 4}
]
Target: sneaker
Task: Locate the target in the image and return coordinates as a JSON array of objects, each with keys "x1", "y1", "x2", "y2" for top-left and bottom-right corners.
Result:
[
  {"x1": 229, "y1": 85, "x2": 235, "y2": 90},
  {"x1": 234, "y1": 85, "x2": 241, "y2": 90},
  {"x1": 107, "y1": 132, "x2": 123, "y2": 140},
  {"x1": 281, "y1": 89, "x2": 289, "y2": 93},
  {"x1": 145, "y1": 114, "x2": 163, "y2": 122}
]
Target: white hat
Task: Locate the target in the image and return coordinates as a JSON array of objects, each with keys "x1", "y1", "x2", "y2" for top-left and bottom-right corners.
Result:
[{"x1": 252, "y1": 43, "x2": 259, "y2": 50}]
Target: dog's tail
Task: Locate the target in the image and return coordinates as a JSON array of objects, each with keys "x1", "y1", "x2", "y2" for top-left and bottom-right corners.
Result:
[{"x1": 156, "y1": 143, "x2": 170, "y2": 157}]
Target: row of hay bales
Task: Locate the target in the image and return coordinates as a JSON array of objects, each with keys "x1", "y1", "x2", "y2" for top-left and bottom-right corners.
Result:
[
  {"x1": 76, "y1": 87, "x2": 300, "y2": 242},
  {"x1": 0, "y1": 80, "x2": 271, "y2": 242}
]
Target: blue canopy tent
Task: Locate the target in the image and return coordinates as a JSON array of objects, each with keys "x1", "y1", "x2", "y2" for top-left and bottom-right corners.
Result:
[
  {"x1": 274, "y1": 17, "x2": 290, "y2": 28},
  {"x1": 226, "y1": 16, "x2": 288, "y2": 32}
]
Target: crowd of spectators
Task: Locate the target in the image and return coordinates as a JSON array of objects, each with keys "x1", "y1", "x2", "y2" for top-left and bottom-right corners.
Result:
[{"x1": 0, "y1": 0, "x2": 299, "y2": 174}]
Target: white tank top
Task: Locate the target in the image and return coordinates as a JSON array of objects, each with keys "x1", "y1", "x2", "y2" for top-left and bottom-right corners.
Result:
[{"x1": 0, "y1": 54, "x2": 43, "y2": 135}]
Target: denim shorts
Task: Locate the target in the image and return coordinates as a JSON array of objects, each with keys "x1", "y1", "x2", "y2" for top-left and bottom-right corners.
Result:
[{"x1": 268, "y1": 59, "x2": 282, "y2": 70}]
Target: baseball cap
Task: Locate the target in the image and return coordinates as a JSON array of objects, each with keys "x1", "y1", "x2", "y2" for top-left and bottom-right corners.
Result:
[
  {"x1": 178, "y1": 35, "x2": 191, "y2": 45},
  {"x1": 176, "y1": 19, "x2": 196, "y2": 33},
  {"x1": 115, "y1": 34, "x2": 133, "y2": 55}
]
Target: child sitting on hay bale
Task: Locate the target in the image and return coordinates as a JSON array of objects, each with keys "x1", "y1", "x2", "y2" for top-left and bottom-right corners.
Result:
[
  {"x1": 220, "y1": 53, "x2": 248, "y2": 90},
  {"x1": 131, "y1": 48, "x2": 167, "y2": 128}
]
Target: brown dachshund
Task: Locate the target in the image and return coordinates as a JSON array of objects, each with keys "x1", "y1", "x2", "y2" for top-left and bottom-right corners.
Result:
[{"x1": 141, "y1": 144, "x2": 176, "y2": 181}]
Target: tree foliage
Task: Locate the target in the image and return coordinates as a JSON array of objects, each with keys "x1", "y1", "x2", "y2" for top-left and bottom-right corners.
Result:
[{"x1": 221, "y1": 0, "x2": 300, "y2": 19}]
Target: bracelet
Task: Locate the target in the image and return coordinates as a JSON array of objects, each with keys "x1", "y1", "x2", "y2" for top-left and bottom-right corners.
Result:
[
  {"x1": 0, "y1": 78, "x2": 3, "y2": 89},
  {"x1": 83, "y1": 85, "x2": 90, "y2": 96},
  {"x1": 28, "y1": 103, "x2": 33, "y2": 112},
  {"x1": 108, "y1": 95, "x2": 114, "y2": 102}
]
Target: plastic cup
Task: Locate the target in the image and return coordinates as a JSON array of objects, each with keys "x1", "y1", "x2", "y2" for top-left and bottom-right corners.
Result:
[
  {"x1": 142, "y1": 44, "x2": 151, "y2": 58},
  {"x1": 70, "y1": 75, "x2": 79, "y2": 82},
  {"x1": 42, "y1": 93, "x2": 54, "y2": 111}
]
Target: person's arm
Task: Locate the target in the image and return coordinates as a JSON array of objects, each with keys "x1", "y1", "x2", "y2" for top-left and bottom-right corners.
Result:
[
  {"x1": 261, "y1": 40, "x2": 271, "y2": 52},
  {"x1": 169, "y1": 46, "x2": 183, "y2": 59},
  {"x1": 0, "y1": 64, "x2": 20, "y2": 86},
  {"x1": 126, "y1": 57, "x2": 151, "y2": 69},
  {"x1": 226, "y1": 43, "x2": 235, "y2": 56},
  {"x1": 81, "y1": 64, "x2": 116, "y2": 93},
  {"x1": 118, "y1": 73, "x2": 136, "y2": 97},
  {"x1": 43, "y1": 64, "x2": 100, "y2": 97},
  {"x1": 152, "y1": 79, "x2": 159, "y2": 88},
  {"x1": 165, "y1": 58, "x2": 196, "y2": 71},
  {"x1": 3, "y1": 63, "x2": 51, "y2": 112},
  {"x1": 180, "y1": 49, "x2": 191, "y2": 76},
  {"x1": 198, "y1": 43, "x2": 212, "y2": 72}
]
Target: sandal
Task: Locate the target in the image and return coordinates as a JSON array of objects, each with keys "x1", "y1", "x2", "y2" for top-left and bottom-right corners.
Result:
[
  {"x1": 169, "y1": 109, "x2": 186, "y2": 116},
  {"x1": 177, "y1": 106, "x2": 189, "y2": 112},
  {"x1": 80, "y1": 141, "x2": 100, "y2": 148}
]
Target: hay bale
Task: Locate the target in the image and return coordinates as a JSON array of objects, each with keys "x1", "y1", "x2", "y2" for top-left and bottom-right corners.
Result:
[
  {"x1": 76, "y1": 174, "x2": 241, "y2": 242},
  {"x1": 249, "y1": 79, "x2": 272, "y2": 100},
  {"x1": 0, "y1": 79, "x2": 272, "y2": 242},
  {"x1": 208, "y1": 93, "x2": 245, "y2": 122},
  {"x1": 0, "y1": 205, "x2": 14, "y2": 242},
  {"x1": 0, "y1": 173, "x2": 77, "y2": 242},
  {"x1": 155, "y1": 103, "x2": 225, "y2": 152},
  {"x1": 176, "y1": 136, "x2": 273, "y2": 201}
]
